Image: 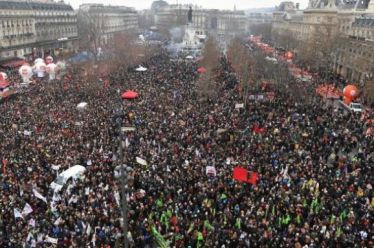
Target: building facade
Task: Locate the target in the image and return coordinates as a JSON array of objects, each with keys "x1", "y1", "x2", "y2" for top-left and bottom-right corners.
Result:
[
  {"x1": 0, "y1": 1, "x2": 36, "y2": 60},
  {"x1": 0, "y1": 0, "x2": 78, "y2": 61},
  {"x1": 155, "y1": 4, "x2": 247, "y2": 45},
  {"x1": 272, "y1": 0, "x2": 374, "y2": 81},
  {"x1": 29, "y1": 0, "x2": 78, "y2": 59},
  {"x1": 78, "y1": 4, "x2": 139, "y2": 47}
]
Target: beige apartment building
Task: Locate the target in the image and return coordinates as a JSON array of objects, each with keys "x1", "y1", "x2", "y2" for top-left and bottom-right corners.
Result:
[
  {"x1": 0, "y1": 1, "x2": 36, "y2": 59},
  {"x1": 155, "y1": 4, "x2": 247, "y2": 44},
  {"x1": 78, "y1": 4, "x2": 139, "y2": 47},
  {"x1": 272, "y1": 0, "x2": 374, "y2": 82},
  {"x1": 0, "y1": 0, "x2": 78, "y2": 61}
]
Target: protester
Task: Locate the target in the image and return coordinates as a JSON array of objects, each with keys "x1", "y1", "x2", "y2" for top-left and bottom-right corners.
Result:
[{"x1": 0, "y1": 48, "x2": 372, "y2": 248}]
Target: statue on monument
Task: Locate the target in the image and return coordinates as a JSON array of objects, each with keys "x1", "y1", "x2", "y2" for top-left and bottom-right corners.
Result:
[{"x1": 188, "y1": 6, "x2": 193, "y2": 23}]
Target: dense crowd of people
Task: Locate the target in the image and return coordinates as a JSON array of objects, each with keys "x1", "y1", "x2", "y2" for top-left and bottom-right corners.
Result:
[{"x1": 0, "y1": 48, "x2": 373, "y2": 248}]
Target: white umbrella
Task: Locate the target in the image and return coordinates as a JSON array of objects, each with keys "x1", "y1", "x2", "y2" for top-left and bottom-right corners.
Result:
[
  {"x1": 135, "y1": 66, "x2": 147, "y2": 72},
  {"x1": 185, "y1": 55, "x2": 193, "y2": 59},
  {"x1": 77, "y1": 102, "x2": 88, "y2": 110}
]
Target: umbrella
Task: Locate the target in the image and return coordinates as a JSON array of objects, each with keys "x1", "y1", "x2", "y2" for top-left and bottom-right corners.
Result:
[
  {"x1": 122, "y1": 90, "x2": 139, "y2": 100},
  {"x1": 135, "y1": 66, "x2": 147, "y2": 72},
  {"x1": 197, "y1": 67, "x2": 206, "y2": 73},
  {"x1": 77, "y1": 102, "x2": 88, "y2": 110},
  {"x1": 185, "y1": 56, "x2": 193, "y2": 59}
]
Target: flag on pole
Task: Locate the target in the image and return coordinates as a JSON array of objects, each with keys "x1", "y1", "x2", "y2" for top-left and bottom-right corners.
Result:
[
  {"x1": 248, "y1": 172, "x2": 259, "y2": 185},
  {"x1": 2, "y1": 158, "x2": 8, "y2": 175},
  {"x1": 233, "y1": 167, "x2": 248, "y2": 182},
  {"x1": 14, "y1": 208, "x2": 23, "y2": 219},
  {"x1": 33, "y1": 189, "x2": 47, "y2": 203},
  {"x1": 22, "y1": 203, "x2": 33, "y2": 216},
  {"x1": 28, "y1": 218, "x2": 36, "y2": 227},
  {"x1": 151, "y1": 226, "x2": 169, "y2": 248},
  {"x1": 233, "y1": 167, "x2": 259, "y2": 185}
]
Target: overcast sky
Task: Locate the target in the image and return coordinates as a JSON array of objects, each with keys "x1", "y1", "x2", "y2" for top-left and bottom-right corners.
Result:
[{"x1": 68, "y1": 0, "x2": 309, "y2": 10}]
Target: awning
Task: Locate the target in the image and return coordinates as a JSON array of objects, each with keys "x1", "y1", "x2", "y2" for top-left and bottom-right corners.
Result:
[{"x1": 0, "y1": 58, "x2": 27, "y2": 68}]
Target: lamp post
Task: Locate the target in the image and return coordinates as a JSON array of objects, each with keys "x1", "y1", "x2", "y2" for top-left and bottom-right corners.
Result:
[{"x1": 114, "y1": 105, "x2": 129, "y2": 248}]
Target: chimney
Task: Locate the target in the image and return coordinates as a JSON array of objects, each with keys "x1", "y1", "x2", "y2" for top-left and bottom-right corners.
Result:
[{"x1": 296, "y1": 3, "x2": 300, "y2": 10}]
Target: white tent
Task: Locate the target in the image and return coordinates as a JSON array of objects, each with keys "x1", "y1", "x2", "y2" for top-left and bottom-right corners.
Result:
[
  {"x1": 77, "y1": 102, "x2": 88, "y2": 110},
  {"x1": 135, "y1": 66, "x2": 147, "y2": 72}
]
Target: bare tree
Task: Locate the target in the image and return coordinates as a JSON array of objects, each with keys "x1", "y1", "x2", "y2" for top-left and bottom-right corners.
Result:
[
  {"x1": 227, "y1": 38, "x2": 255, "y2": 105},
  {"x1": 250, "y1": 23, "x2": 272, "y2": 42},
  {"x1": 271, "y1": 29, "x2": 299, "y2": 50},
  {"x1": 78, "y1": 9, "x2": 107, "y2": 61},
  {"x1": 200, "y1": 37, "x2": 220, "y2": 69},
  {"x1": 363, "y1": 79, "x2": 374, "y2": 107},
  {"x1": 197, "y1": 37, "x2": 220, "y2": 99},
  {"x1": 296, "y1": 24, "x2": 338, "y2": 75}
]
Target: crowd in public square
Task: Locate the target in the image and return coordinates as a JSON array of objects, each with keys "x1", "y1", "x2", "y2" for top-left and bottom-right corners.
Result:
[{"x1": 0, "y1": 49, "x2": 373, "y2": 248}]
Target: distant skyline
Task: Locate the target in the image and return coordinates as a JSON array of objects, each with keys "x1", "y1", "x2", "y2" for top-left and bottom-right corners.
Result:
[{"x1": 68, "y1": 0, "x2": 309, "y2": 10}]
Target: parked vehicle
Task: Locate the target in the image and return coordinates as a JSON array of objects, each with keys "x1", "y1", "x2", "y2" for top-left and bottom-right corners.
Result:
[{"x1": 339, "y1": 101, "x2": 363, "y2": 112}]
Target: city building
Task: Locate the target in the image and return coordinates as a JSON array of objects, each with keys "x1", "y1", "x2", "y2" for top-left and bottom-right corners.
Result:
[
  {"x1": 0, "y1": 0, "x2": 36, "y2": 60},
  {"x1": 271, "y1": 0, "x2": 374, "y2": 81},
  {"x1": 155, "y1": 4, "x2": 247, "y2": 47},
  {"x1": 78, "y1": 4, "x2": 139, "y2": 47},
  {"x1": 0, "y1": 0, "x2": 78, "y2": 62},
  {"x1": 247, "y1": 12, "x2": 273, "y2": 26},
  {"x1": 29, "y1": 0, "x2": 78, "y2": 59}
]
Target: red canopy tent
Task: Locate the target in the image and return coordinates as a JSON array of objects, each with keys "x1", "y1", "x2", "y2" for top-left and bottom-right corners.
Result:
[
  {"x1": 197, "y1": 67, "x2": 207, "y2": 73},
  {"x1": 0, "y1": 59, "x2": 27, "y2": 69},
  {"x1": 121, "y1": 90, "x2": 139, "y2": 100}
]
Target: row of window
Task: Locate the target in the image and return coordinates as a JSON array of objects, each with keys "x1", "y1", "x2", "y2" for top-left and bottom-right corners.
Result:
[
  {"x1": 1, "y1": 19, "x2": 33, "y2": 28},
  {"x1": 351, "y1": 28, "x2": 374, "y2": 39},
  {"x1": 37, "y1": 27, "x2": 77, "y2": 36}
]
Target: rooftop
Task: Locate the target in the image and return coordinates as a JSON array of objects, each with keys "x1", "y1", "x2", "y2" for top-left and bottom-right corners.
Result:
[
  {"x1": 352, "y1": 16, "x2": 374, "y2": 27},
  {"x1": 0, "y1": 0, "x2": 73, "y2": 11}
]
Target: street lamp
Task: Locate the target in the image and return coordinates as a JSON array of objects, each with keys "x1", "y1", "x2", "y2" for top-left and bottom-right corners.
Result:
[{"x1": 114, "y1": 102, "x2": 136, "y2": 248}]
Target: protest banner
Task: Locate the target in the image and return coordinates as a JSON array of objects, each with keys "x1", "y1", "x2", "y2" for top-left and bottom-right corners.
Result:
[
  {"x1": 206, "y1": 166, "x2": 217, "y2": 176},
  {"x1": 136, "y1": 157, "x2": 148, "y2": 166}
]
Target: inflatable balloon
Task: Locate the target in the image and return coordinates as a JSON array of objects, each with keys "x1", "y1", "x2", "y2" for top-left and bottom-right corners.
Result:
[
  {"x1": 0, "y1": 72, "x2": 7, "y2": 81},
  {"x1": 46, "y1": 63, "x2": 57, "y2": 80},
  {"x1": 19, "y1": 64, "x2": 33, "y2": 83},
  {"x1": 34, "y1": 58, "x2": 44, "y2": 65},
  {"x1": 285, "y1": 51, "x2": 293, "y2": 60},
  {"x1": 343, "y1": 85, "x2": 359, "y2": 104},
  {"x1": 55, "y1": 61, "x2": 66, "y2": 80},
  {"x1": 45, "y1": 56, "x2": 53, "y2": 64},
  {"x1": 34, "y1": 61, "x2": 46, "y2": 78}
]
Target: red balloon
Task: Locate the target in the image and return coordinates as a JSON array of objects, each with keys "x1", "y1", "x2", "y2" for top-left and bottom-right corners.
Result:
[
  {"x1": 343, "y1": 85, "x2": 359, "y2": 104},
  {"x1": 343, "y1": 85, "x2": 359, "y2": 98},
  {"x1": 285, "y1": 51, "x2": 293, "y2": 60}
]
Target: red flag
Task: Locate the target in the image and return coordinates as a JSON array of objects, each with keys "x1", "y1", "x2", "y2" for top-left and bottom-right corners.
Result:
[
  {"x1": 104, "y1": 79, "x2": 109, "y2": 88},
  {"x1": 233, "y1": 167, "x2": 248, "y2": 182},
  {"x1": 233, "y1": 167, "x2": 259, "y2": 185},
  {"x1": 2, "y1": 158, "x2": 8, "y2": 175},
  {"x1": 248, "y1": 172, "x2": 259, "y2": 185}
]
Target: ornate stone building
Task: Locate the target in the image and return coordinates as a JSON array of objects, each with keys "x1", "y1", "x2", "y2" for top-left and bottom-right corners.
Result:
[
  {"x1": 0, "y1": 1, "x2": 36, "y2": 60},
  {"x1": 29, "y1": 0, "x2": 78, "y2": 58},
  {"x1": 78, "y1": 4, "x2": 139, "y2": 47},
  {"x1": 155, "y1": 4, "x2": 247, "y2": 45},
  {"x1": 0, "y1": 0, "x2": 78, "y2": 61},
  {"x1": 272, "y1": 0, "x2": 374, "y2": 81}
]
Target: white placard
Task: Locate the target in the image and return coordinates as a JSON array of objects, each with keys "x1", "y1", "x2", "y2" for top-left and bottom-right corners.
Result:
[{"x1": 136, "y1": 157, "x2": 148, "y2": 166}]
